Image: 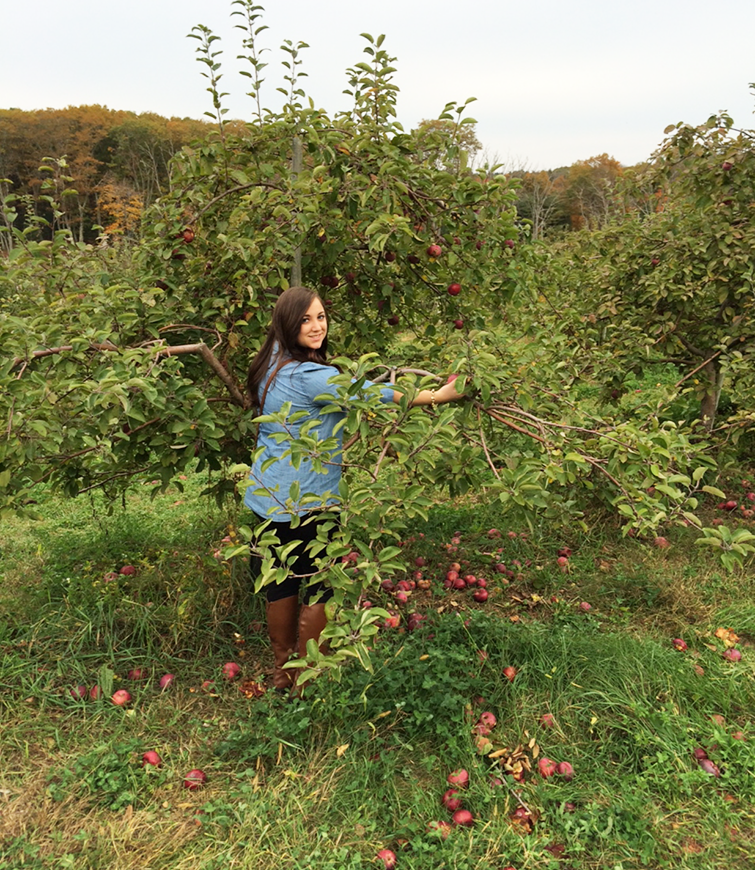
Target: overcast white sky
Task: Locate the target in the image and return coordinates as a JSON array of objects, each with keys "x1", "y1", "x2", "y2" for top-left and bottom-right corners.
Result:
[{"x1": 2, "y1": 0, "x2": 754, "y2": 169}]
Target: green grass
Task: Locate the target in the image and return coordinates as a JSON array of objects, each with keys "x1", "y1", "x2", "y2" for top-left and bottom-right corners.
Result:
[{"x1": 1, "y1": 477, "x2": 754, "y2": 869}]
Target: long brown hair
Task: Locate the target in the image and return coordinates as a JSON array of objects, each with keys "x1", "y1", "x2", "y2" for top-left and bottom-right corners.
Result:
[{"x1": 246, "y1": 286, "x2": 330, "y2": 411}]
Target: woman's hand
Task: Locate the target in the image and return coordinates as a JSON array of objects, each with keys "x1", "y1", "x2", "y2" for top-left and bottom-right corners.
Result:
[{"x1": 436, "y1": 375, "x2": 465, "y2": 403}]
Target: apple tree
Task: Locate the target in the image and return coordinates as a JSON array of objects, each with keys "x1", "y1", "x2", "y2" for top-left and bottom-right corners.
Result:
[{"x1": 546, "y1": 107, "x2": 755, "y2": 435}]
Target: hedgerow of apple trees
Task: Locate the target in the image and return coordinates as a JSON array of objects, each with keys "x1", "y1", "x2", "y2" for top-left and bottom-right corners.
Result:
[
  {"x1": 526, "y1": 104, "x2": 755, "y2": 568},
  {"x1": 0, "y1": 3, "x2": 748, "y2": 676}
]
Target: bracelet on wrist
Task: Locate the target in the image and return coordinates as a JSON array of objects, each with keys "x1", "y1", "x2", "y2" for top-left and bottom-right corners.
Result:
[{"x1": 429, "y1": 389, "x2": 438, "y2": 410}]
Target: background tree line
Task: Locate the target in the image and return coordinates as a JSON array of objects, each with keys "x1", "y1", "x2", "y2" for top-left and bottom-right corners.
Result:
[
  {"x1": 0, "y1": 106, "x2": 212, "y2": 246},
  {"x1": 0, "y1": 105, "x2": 641, "y2": 249}
]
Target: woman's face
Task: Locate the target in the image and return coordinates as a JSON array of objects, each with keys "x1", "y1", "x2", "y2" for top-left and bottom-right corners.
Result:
[{"x1": 297, "y1": 297, "x2": 328, "y2": 350}]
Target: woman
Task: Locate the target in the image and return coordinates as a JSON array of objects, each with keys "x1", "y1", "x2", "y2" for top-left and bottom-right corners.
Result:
[{"x1": 245, "y1": 286, "x2": 463, "y2": 691}]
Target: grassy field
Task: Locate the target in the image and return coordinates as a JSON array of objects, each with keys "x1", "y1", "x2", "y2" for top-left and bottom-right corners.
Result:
[{"x1": 1, "y1": 471, "x2": 754, "y2": 870}]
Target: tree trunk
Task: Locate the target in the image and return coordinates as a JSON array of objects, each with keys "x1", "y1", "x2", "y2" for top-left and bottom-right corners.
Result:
[{"x1": 700, "y1": 358, "x2": 724, "y2": 430}]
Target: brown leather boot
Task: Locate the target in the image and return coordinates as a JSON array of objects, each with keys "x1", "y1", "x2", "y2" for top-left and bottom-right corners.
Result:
[
  {"x1": 266, "y1": 596, "x2": 299, "y2": 690},
  {"x1": 293, "y1": 602, "x2": 328, "y2": 696}
]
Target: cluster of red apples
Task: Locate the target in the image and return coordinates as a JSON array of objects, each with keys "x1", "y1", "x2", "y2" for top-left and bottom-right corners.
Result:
[{"x1": 318, "y1": 238, "x2": 515, "y2": 333}]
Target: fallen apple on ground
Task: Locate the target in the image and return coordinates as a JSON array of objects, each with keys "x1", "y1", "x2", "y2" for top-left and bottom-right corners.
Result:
[
  {"x1": 142, "y1": 750, "x2": 162, "y2": 767},
  {"x1": 222, "y1": 662, "x2": 241, "y2": 680},
  {"x1": 442, "y1": 788, "x2": 463, "y2": 811},
  {"x1": 452, "y1": 809, "x2": 474, "y2": 827},
  {"x1": 447, "y1": 768, "x2": 469, "y2": 788},
  {"x1": 426, "y1": 819, "x2": 452, "y2": 839},
  {"x1": 184, "y1": 769, "x2": 207, "y2": 789},
  {"x1": 538, "y1": 757, "x2": 557, "y2": 778},
  {"x1": 376, "y1": 849, "x2": 397, "y2": 870},
  {"x1": 111, "y1": 689, "x2": 131, "y2": 706}
]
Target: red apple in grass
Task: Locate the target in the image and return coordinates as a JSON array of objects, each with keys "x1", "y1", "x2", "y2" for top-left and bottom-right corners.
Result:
[
  {"x1": 723, "y1": 648, "x2": 742, "y2": 662},
  {"x1": 159, "y1": 673, "x2": 175, "y2": 690},
  {"x1": 111, "y1": 689, "x2": 131, "y2": 706},
  {"x1": 119, "y1": 565, "x2": 137, "y2": 576},
  {"x1": 503, "y1": 666, "x2": 517, "y2": 683},
  {"x1": 697, "y1": 758, "x2": 721, "y2": 777},
  {"x1": 556, "y1": 761, "x2": 574, "y2": 781},
  {"x1": 672, "y1": 638, "x2": 688, "y2": 651},
  {"x1": 70, "y1": 684, "x2": 88, "y2": 700},
  {"x1": 89, "y1": 685, "x2": 101, "y2": 700},
  {"x1": 654, "y1": 536, "x2": 670, "y2": 549},
  {"x1": 142, "y1": 750, "x2": 162, "y2": 767},
  {"x1": 427, "y1": 820, "x2": 452, "y2": 839},
  {"x1": 473, "y1": 589, "x2": 489, "y2": 603},
  {"x1": 540, "y1": 713, "x2": 556, "y2": 729},
  {"x1": 222, "y1": 662, "x2": 241, "y2": 680},
  {"x1": 447, "y1": 768, "x2": 469, "y2": 788},
  {"x1": 183, "y1": 768, "x2": 207, "y2": 789},
  {"x1": 127, "y1": 668, "x2": 147, "y2": 681},
  {"x1": 442, "y1": 788, "x2": 463, "y2": 811},
  {"x1": 579, "y1": 601, "x2": 592, "y2": 612},
  {"x1": 478, "y1": 711, "x2": 496, "y2": 729},
  {"x1": 452, "y1": 809, "x2": 474, "y2": 827},
  {"x1": 376, "y1": 849, "x2": 397, "y2": 870},
  {"x1": 538, "y1": 757, "x2": 558, "y2": 778}
]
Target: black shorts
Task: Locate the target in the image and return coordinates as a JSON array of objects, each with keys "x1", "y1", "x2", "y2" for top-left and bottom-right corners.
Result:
[{"x1": 251, "y1": 511, "x2": 338, "y2": 604}]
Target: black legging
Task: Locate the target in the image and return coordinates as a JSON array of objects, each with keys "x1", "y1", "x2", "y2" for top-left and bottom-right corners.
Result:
[{"x1": 251, "y1": 512, "x2": 337, "y2": 604}]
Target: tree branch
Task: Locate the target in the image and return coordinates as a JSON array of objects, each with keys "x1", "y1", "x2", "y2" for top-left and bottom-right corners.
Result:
[{"x1": 154, "y1": 342, "x2": 248, "y2": 408}]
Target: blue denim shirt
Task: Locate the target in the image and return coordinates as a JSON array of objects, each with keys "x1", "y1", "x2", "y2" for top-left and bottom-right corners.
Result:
[{"x1": 244, "y1": 357, "x2": 394, "y2": 521}]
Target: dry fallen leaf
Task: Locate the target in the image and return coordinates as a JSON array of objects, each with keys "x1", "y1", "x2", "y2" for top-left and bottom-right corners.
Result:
[{"x1": 715, "y1": 627, "x2": 740, "y2": 648}]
